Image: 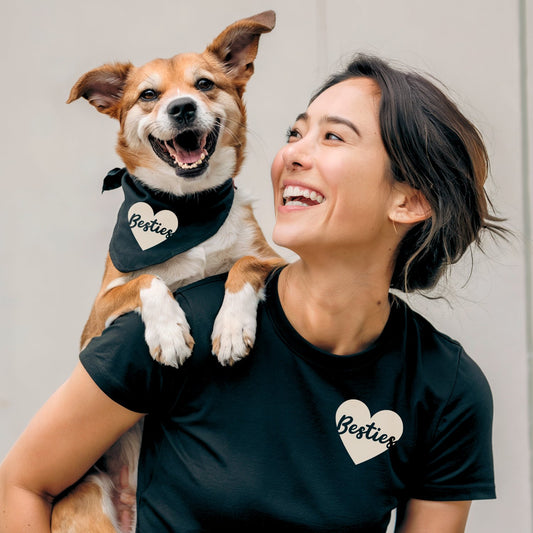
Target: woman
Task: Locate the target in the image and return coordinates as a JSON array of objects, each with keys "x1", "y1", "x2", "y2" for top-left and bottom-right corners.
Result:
[{"x1": 0, "y1": 54, "x2": 501, "y2": 532}]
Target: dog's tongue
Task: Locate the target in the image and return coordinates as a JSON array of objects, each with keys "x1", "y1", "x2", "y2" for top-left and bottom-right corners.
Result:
[{"x1": 165, "y1": 133, "x2": 208, "y2": 165}]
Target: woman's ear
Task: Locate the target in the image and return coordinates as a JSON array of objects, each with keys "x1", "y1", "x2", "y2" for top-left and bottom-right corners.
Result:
[{"x1": 389, "y1": 183, "x2": 432, "y2": 225}]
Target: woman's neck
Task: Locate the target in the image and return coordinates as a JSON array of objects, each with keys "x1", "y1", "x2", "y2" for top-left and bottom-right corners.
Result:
[{"x1": 277, "y1": 260, "x2": 392, "y2": 355}]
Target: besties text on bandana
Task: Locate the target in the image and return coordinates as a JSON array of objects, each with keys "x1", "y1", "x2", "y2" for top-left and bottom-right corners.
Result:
[{"x1": 102, "y1": 168, "x2": 235, "y2": 272}]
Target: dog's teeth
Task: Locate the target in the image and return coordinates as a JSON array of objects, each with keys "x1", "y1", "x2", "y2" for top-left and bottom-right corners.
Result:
[
  {"x1": 176, "y1": 161, "x2": 199, "y2": 169},
  {"x1": 173, "y1": 153, "x2": 206, "y2": 170}
]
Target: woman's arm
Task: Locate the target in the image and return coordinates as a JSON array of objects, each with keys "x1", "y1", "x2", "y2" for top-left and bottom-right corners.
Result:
[
  {"x1": 0, "y1": 362, "x2": 143, "y2": 532},
  {"x1": 396, "y1": 499, "x2": 471, "y2": 533}
]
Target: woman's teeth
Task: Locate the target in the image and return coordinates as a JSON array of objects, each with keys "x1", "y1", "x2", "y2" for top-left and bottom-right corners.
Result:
[{"x1": 283, "y1": 185, "x2": 325, "y2": 206}]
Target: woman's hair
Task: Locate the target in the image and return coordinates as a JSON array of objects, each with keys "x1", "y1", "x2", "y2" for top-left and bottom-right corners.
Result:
[{"x1": 311, "y1": 54, "x2": 506, "y2": 292}]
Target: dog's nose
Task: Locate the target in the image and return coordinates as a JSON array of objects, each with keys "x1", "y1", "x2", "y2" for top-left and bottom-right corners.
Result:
[{"x1": 168, "y1": 98, "x2": 197, "y2": 126}]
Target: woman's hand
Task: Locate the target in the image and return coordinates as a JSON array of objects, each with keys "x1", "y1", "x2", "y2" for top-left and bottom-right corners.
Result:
[{"x1": 112, "y1": 465, "x2": 136, "y2": 533}]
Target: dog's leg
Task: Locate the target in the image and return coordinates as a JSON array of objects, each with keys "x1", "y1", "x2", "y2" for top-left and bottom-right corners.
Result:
[
  {"x1": 212, "y1": 256, "x2": 286, "y2": 365},
  {"x1": 81, "y1": 257, "x2": 193, "y2": 367},
  {"x1": 139, "y1": 276, "x2": 194, "y2": 367},
  {"x1": 51, "y1": 422, "x2": 142, "y2": 533},
  {"x1": 51, "y1": 474, "x2": 119, "y2": 533}
]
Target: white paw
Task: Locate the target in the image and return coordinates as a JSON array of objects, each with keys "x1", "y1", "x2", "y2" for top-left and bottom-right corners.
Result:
[
  {"x1": 212, "y1": 283, "x2": 263, "y2": 366},
  {"x1": 140, "y1": 278, "x2": 194, "y2": 368}
]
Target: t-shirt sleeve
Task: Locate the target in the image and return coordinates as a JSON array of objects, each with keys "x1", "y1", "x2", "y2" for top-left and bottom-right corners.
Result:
[
  {"x1": 412, "y1": 348, "x2": 496, "y2": 501},
  {"x1": 79, "y1": 275, "x2": 226, "y2": 415},
  {"x1": 79, "y1": 308, "x2": 184, "y2": 414}
]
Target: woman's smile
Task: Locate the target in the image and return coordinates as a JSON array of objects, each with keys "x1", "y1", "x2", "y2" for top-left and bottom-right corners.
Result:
[{"x1": 281, "y1": 182, "x2": 326, "y2": 209}]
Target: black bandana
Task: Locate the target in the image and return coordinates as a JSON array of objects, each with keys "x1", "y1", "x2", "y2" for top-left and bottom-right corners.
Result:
[{"x1": 102, "y1": 168, "x2": 235, "y2": 272}]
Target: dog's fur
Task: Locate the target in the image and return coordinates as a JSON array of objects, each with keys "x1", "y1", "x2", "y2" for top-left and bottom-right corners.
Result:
[{"x1": 51, "y1": 11, "x2": 284, "y2": 531}]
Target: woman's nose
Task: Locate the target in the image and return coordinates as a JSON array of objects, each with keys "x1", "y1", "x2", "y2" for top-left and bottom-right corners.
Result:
[{"x1": 281, "y1": 139, "x2": 312, "y2": 171}]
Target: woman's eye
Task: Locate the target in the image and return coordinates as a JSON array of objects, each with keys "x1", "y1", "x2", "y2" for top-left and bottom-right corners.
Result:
[
  {"x1": 286, "y1": 127, "x2": 300, "y2": 142},
  {"x1": 195, "y1": 78, "x2": 215, "y2": 91},
  {"x1": 325, "y1": 132, "x2": 343, "y2": 141},
  {"x1": 140, "y1": 89, "x2": 159, "y2": 101}
]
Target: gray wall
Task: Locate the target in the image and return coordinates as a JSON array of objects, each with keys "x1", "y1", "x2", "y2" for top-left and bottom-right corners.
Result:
[{"x1": 1, "y1": 1, "x2": 531, "y2": 531}]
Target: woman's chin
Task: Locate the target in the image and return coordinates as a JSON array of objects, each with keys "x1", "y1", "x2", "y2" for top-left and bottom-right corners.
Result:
[
  {"x1": 272, "y1": 224, "x2": 300, "y2": 250},
  {"x1": 272, "y1": 227, "x2": 315, "y2": 258}
]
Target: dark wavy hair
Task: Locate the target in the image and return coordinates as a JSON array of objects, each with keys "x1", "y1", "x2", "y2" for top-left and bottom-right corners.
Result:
[{"x1": 311, "y1": 54, "x2": 506, "y2": 292}]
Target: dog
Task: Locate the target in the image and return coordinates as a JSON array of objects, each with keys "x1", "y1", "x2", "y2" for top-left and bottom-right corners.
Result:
[{"x1": 51, "y1": 10, "x2": 284, "y2": 532}]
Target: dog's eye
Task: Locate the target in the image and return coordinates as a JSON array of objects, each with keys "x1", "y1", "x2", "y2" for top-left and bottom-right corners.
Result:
[
  {"x1": 195, "y1": 78, "x2": 215, "y2": 92},
  {"x1": 140, "y1": 89, "x2": 159, "y2": 101}
]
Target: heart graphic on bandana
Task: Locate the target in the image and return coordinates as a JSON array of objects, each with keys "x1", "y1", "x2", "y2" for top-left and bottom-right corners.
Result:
[
  {"x1": 336, "y1": 399, "x2": 403, "y2": 465},
  {"x1": 128, "y1": 202, "x2": 178, "y2": 251}
]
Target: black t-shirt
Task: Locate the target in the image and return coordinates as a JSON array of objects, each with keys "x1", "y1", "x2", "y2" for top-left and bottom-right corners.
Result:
[{"x1": 80, "y1": 270, "x2": 495, "y2": 532}]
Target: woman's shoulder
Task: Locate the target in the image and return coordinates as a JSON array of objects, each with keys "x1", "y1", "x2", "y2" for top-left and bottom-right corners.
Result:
[
  {"x1": 397, "y1": 296, "x2": 467, "y2": 357},
  {"x1": 397, "y1": 296, "x2": 493, "y2": 403},
  {"x1": 174, "y1": 272, "x2": 229, "y2": 326},
  {"x1": 175, "y1": 273, "x2": 228, "y2": 305},
  {"x1": 175, "y1": 272, "x2": 229, "y2": 297}
]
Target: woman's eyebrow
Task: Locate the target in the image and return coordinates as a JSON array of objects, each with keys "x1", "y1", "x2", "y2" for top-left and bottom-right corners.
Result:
[
  {"x1": 321, "y1": 116, "x2": 361, "y2": 136},
  {"x1": 293, "y1": 113, "x2": 361, "y2": 137}
]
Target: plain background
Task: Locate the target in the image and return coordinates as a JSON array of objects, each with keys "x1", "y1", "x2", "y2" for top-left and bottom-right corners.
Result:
[{"x1": 1, "y1": 1, "x2": 532, "y2": 531}]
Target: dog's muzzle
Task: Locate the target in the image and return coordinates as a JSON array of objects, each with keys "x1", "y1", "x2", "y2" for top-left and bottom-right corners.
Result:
[{"x1": 149, "y1": 98, "x2": 221, "y2": 179}]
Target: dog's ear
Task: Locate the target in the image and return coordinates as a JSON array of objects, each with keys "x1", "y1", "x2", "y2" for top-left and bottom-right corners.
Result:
[
  {"x1": 205, "y1": 10, "x2": 275, "y2": 90},
  {"x1": 67, "y1": 62, "x2": 133, "y2": 119}
]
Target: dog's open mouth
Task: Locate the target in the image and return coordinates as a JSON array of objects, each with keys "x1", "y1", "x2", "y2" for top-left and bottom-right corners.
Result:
[{"x1": 149, "y1": 119, "x2": 221, "y2": 178}]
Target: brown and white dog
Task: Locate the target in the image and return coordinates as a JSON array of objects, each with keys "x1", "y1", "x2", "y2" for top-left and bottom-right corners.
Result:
[{"x1": 51, "y1": 11, "x2": 284, "y2": 532}]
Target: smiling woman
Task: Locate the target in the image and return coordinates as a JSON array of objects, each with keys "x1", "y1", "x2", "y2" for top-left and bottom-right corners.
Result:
[
  {"x1": 267, "y1": 54, "x2": 501, "y2": 530},
  {"x1": 272, "y1": 77, "x2": 399, "y2": 264},
  {"x1": 0, "y1": 53, "x2": 501, "y2": 533}
]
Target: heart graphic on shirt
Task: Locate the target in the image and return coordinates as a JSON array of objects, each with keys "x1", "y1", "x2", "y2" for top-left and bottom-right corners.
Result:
[
  {"x1": 128, "y1": 202, "x2": 178, "y2": 251},
  {"x1": 336, "y1": 399, "x2": 403, "y2": 465}
]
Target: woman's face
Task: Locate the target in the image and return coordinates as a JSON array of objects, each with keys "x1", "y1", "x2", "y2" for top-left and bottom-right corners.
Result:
[{"x1": 271, "y1": 78, "x2": 397, "y2": 260}]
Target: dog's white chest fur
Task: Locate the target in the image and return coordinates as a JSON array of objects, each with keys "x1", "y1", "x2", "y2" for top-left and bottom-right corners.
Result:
[{"x1": 134, "y1": 190, "x2": 257, "y2": 290}]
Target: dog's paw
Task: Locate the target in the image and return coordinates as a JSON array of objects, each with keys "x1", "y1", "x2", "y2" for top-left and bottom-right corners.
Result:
[
  {"x1": 140, "y1": 278, "x2": 194, "y2": 368},
  {"x1": 146, "y1": 320, "x2": 194, "y2": 368},
  {"x1": 211, "y1": 283, "x2": 263, "y2": 366}
]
